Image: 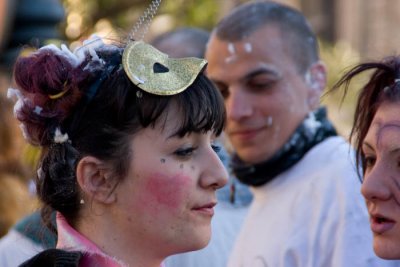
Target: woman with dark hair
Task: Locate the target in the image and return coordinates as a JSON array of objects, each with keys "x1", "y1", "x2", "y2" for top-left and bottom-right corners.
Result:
[
  {"x1": 10, "y1": 35, "x2": 228, "y2": 267},
  {"x1": 333, "y1": 56, "x2": 400, "y2": 259}
]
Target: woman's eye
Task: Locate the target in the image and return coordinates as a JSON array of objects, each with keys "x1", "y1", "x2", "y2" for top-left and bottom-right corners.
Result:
[
  {"x1": 364, "y1": 156, "x2": 376, "y2": 169},
  {"x1": 174, "y1": 147, "x2": 197, "y2": 157},
  {"x1": 211, "y1": 144, "x2": 222, "y2": 153}
]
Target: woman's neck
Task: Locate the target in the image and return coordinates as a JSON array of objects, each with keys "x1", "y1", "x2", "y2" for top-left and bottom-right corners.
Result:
[{"x1": 75, "y1": 212, "x2": 165, "y2": 267}]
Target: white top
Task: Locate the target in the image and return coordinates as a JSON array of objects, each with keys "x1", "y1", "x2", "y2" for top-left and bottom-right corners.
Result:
[
  {"x1": 0, "y1": 229, "x2": 45, "y2": 267},
  {"x1": 228, "y1": 136, "x2": 400, "y2": 267}
]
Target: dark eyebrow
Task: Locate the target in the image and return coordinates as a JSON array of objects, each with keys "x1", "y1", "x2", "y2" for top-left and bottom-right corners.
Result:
[
  {"x1": 362, "y1": 142, "x2": 373, "y2": 151},
  {"x1": 241, "y1": 67, "x2": 281, "y2": 83},
  {"x1": 209, "y1": 66, "x2": 282, "y2": 87}
]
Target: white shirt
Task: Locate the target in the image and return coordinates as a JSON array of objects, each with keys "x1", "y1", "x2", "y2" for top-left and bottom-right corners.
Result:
[
  {"x1": 0, "y1": 229, "x2": 45, "y2": 267},
  {"x1": 228, "y1": 137, "x2": 400, "y2": 267}
]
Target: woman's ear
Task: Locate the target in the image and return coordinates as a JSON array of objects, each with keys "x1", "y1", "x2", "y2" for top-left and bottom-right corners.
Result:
[
  {"x1": 304, "y1": 61, "x2": 327, "y2": 110},
  {"x1": 76, "y1": 156, "x2": 116, "y2": 204}
]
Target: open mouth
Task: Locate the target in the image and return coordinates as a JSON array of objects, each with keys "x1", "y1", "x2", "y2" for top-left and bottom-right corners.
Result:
[
  {"x1": 373, "y1": 215, "x2": 395, "y2": 224},
  {"x1": 370, "y1": 214, "x2": 396, "y2": 234}
]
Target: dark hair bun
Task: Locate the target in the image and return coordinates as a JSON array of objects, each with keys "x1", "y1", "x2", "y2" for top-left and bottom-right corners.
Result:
[{"x1": 12, "y1": 45, "x2": 99, "y2": 146}]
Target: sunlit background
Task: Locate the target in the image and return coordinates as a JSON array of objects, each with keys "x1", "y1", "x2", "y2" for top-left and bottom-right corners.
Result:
[
  {"x1": 1, "y1": 0, "x2": 399, "y2": 165},
  {"x1": 0, "y1": 0, "x2": 399, "y2": 236}
]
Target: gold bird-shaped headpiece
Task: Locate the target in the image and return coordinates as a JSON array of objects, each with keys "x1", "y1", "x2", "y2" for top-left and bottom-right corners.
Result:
[{"x1": 122, "y1": 41, "x2": 207, "y2": 95}]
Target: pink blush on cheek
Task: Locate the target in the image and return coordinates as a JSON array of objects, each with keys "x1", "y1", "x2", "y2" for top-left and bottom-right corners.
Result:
[{"x1": 144, "y1": 172, "x2": 191, "y2": 210}]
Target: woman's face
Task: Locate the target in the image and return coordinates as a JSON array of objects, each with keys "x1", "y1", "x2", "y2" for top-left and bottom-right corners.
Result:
[
  {"x1": 113, "y1": 103, "x2": 228, "y2": 256},
  {"x1": 362, "y1": 101, "x2": 400, "y2": 259}
]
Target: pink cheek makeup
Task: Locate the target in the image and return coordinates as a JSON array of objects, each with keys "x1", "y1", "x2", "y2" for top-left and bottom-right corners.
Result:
[{"x1": 144, "y1": 172, "x2": 191, "y2": 210}]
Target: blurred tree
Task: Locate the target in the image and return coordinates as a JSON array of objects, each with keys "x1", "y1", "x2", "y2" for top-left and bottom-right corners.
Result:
[
  {"x1": 61, "y1": 0, "x2": 251, "y2": 42},
  {"x1": 319, "y1": 40, "x2": 364, "y2": 139}
]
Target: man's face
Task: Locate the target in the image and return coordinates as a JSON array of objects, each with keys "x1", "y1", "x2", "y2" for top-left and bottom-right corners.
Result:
[{"x1": 206, "y1": 25, "x2": 315, "y2": 164}]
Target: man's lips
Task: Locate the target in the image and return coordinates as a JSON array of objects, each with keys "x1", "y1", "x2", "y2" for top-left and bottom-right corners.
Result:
[
  {"x1": 370, "y1": 213, "x2": 396, "y2": 234},
  {"x1": 229, "y1": 127, "x2": 263, "y2": 139},
  {"x1": 192, "y1": 202, "x2": 217, "y2": 216}
]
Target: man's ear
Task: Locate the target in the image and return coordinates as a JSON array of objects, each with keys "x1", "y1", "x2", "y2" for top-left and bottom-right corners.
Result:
[
  {"x1": 304, "y1": 61, "x2": 327, "y2": 110},
  {"x1": 76, "y1": 156, "x2": 116, "y2": 204}
]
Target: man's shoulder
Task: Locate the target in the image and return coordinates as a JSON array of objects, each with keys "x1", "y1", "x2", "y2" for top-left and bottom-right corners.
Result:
[
  {"x1": 302, "y1": 136, "x2": 355, "y2": 171},
  {"x1": 290, "y1": 136, "x2": 360, "y2": 192},
  {"x1": 312, "y1": 135, "x2": 352, "y2": 155}
]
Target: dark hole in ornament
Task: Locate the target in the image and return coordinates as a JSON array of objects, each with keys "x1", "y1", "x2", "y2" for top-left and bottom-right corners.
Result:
[{"x1": 153, "y1": 62, "x2": 169, "y2": 73}]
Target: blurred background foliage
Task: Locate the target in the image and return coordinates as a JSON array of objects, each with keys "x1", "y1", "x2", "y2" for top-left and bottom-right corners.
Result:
[
  {"x1": 0, "y1": 0, "x2": 387, "y2": 174},
  {"x1": 0, "y1": 0, "x2": 396, "y2": 237},
  {"x1": 59, "y1": 0, "x2": 368, "y2": 137},
  {"x1": 319, "y1": 40, "x2": 361, "y2": 137}
]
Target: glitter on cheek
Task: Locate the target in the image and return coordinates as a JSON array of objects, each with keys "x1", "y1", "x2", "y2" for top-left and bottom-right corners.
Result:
[{"x1": 144, "y1": 172, "x2": 191, "y2": 210}]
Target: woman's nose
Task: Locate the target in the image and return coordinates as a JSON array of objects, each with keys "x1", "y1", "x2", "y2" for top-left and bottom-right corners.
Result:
[
  {"x1": 200, "y1": 148, "x2": 228, "y2": 190},
  {"x1": 361, "y1": 162, "x2": 391, "y2": 201}
]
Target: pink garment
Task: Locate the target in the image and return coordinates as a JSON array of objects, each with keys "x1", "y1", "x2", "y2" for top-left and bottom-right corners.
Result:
[
  {"x1": 56, "y1": 212, "x2": 166, "y2": 267},
  {"x1": 56, "y1": 212, "x2": 127, "y2": 267}
]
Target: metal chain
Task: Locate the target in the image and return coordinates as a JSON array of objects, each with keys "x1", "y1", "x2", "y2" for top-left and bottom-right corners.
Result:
[{"x1": 129, "y1": 0, "x2": 162, "y2": 41}]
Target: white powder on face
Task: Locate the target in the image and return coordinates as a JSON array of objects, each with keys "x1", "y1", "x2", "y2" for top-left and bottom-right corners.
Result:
[
  {"x1": 266, "y1": 116, "x2": 273, "y2": 127},
  {"x1": 228, "y1": 43, "x2": 236, "y2": 54},
  {"x1": 225, "y1": 55, "x2": 237, "y2": 64},
  {"x1": 244, "y1": 42, "x2": 252, "y2": 53},
  {"x1": 224, "y1": 43, "x2": 237, "y2": 63}
]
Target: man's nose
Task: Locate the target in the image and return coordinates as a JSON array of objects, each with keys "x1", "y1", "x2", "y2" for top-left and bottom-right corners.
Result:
[{"x1": 225, "y1": 87, "x2": 252, "y2": 121}]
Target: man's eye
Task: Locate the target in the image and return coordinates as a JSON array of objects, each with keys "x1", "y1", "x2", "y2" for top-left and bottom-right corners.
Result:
[
  {"x1": 248, "y1": 81, "x2": 275, "y2": 91},
  {"x1": 213, "y1": 82, "x2": 229, "y2": 99},
  {"x1": 219, "y1": 87, "x2": 229, "y2": 99}
]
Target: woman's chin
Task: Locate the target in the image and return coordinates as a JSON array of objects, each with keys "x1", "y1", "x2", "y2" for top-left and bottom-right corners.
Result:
[
  {"x1": 373, "y1": 239, "x2": 400, "y2": 260},
  {"x1": 180, "y1": 231, "x2": 211, "y2": 253}
]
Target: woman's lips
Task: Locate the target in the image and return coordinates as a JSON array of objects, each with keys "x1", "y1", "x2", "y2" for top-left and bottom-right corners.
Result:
[
  {"x1": 370, "y1": 214, "x2": 396, "y2": 234},
  {"x1": 192, "y1": 203, "x2": 216, "y2": 216}
]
